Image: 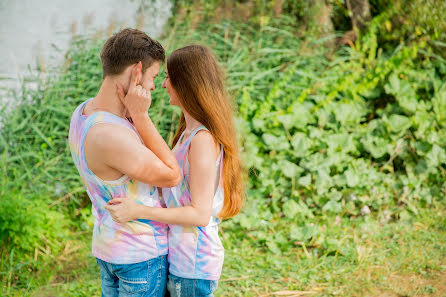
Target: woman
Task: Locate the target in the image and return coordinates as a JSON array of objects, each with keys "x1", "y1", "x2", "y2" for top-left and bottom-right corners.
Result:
[{"x1": 106, "y1": 45, "x2": 244, "y2": 296}]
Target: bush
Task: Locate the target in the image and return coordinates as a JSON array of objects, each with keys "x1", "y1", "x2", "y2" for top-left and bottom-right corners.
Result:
[{"x1": 0, "y1": 189, "x2": 67, "y2": 253}]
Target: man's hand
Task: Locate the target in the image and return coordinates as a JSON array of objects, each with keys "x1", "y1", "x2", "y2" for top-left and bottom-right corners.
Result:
[
  {"x1": 116, "y1": 61, "x2": 152, "y2": 119},
  {"x1": 105, "y1": 198, "x2": 140, "y2": 224}
]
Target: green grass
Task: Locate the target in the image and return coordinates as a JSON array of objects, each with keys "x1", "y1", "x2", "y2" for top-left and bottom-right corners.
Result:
[{"x1": 4, "y1": 202, "x2": 443, "y2": 296}]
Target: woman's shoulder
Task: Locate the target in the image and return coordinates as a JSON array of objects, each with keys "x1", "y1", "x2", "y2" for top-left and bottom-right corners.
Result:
[
  {"x1": 192, "y1": 129, "x2": 218, "y2": 146},
  {"x1": 189, "y1": 130, "x2": 220, "y2": 161}
]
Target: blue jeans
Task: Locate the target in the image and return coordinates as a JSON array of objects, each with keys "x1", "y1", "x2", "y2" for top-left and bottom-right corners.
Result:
[
  {"x1": 167, "y1": 274, "x2": 218, "y2": 297},
  {"x1": 96, "y1": 255, "x2": 168, "y2": 297}
]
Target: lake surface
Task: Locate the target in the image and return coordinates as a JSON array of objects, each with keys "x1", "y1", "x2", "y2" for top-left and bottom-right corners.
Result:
[{"x1": 0, "y1": 0, "x2": 172, "y2": 109}]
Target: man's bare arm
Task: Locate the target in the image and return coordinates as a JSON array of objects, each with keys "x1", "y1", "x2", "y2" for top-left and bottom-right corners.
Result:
[{"x1": 85, "y1": 123, "x2": 180, "y2": 187}]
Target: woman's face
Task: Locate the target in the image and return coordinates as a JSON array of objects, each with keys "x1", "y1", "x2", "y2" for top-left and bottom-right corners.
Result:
[{"x1": 162, "y1": 69, "x2": 181, "y2": 106}]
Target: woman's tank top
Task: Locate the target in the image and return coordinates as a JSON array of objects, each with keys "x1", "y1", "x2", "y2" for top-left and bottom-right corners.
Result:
[{"x1": 162, "y1": 126, "x2": 224, "y2": 280}]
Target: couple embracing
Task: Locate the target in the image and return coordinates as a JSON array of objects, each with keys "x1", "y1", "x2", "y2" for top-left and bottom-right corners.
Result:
[{"x1": 68, "y1": 28, "x2": 243, "y2": 296}]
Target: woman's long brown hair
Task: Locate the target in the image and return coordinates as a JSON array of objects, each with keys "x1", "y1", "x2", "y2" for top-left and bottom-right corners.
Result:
[{"x1": 168, "y1": 45, "x2": 243, "y2": 219}]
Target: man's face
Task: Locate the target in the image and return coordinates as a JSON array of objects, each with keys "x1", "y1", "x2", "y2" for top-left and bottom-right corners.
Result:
[
  {"x1": 123, "y1": 61, "x2": 160, "y2": 121},
  {"x1": 139, "y1": 61, "x2": 160, "y2": 91}
]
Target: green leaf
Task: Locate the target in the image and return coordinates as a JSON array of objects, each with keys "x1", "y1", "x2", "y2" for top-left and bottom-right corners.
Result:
[
  {"x1": 330, "y1": 102, "x2": 367, "y2": 126},
  {"x1": 291, "y1": 133, "x2": 310, "y2": 157},
  {"x1": 282, "y1": 199, "x2": 299, "y2": 219},
  {"x1": 279, "y1": 160, "x2": 303, "y2": 178},
  {"x1": 266, "y1": 239, "x2": 282, "y2": 254},
  {"x1": 384, "y1": 73, "x2": 417, "y2": 114},
  {"x1": 252, "y1": 118, "x2": 265, "y2": 131},
  {"x1": 426, "y1": 144, "x2": 446, "y2": 167},
  {"x1": 289, "y1": 102, "x2": 315, "y2": 129},
  {"x1": 361, "y1": 135, "x2": 389, "y2": 158},
  {"x1": 414, "y1": 141, "x2": 431, "y2": 156},
  {"x1": 326, "y1": 133, "x2": 356, "y2": 154},
  {"x1": 263, "y1": 133, "x2": 290, "y2": 150},
  {"x1": 345, "y1": 168, "x2": 360, "y2": 187},
  {"x1": 432, "y1": 83, "x2": 446, "y2": 127},
  {"x1": 290, "y1": 224, "x2": 317, "y2": 242},
  {"x1": 239, "y1": 214, "x2": 252, "y2": 229},
  {"x1": 298, "y1": 174, "x2": 312, "y2": 187},
  {"x1": 290, "y1": 225, "x2": 305, "y2": 241},
  {"x1": 387, "y1": 114, "x2": 412, "y2": 133},
  {"x1": 323, "y1": 200, "x2": 342, "y2": 213},
  {"x1": 277, "y1": 114, "x2": 294, "y2": 130},
  {"x1": 413, "y1": 111, "x2": 434, "y2": 136}
]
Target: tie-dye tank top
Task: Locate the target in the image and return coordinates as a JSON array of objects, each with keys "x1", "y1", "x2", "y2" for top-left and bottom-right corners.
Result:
[
  {"x1": 68, "y1": 98, "x2": 168, "y2": 264},
  {"x1": 162, "y1": 126, "x2": 225, "y2": 280}
]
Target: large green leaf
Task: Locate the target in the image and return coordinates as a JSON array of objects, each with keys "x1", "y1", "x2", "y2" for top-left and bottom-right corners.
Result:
[
  {"x1": 263, "y1": 133, "x2": 290, "y2": 150},
  {"x1": 426, "y1": 144, "x2": 446, "y2": 167},
  {"x1": 331, "y1": 102, "x2": 367, "y2": 126},
  {"x1": 384, "y1": 73, "x2": 417, "y2": 114},
  {"x1": 290, "y1": 224, "x2": 318, "y2": 243},
  {"x1": 361, "y1": 135, "x2": 389, "y2": 158},
  {"x1": 386, "y1": 114, "x2": 412, "y2": 134},
  {"x1": 278, "y1": 160, "x2": 303, "y2": 178},
  {"x1": 291, "y1": 132, "x2": 311, "y2": 157},
  {"x1": 432, "y1": 83, "x2": 446, "y2": 127}
]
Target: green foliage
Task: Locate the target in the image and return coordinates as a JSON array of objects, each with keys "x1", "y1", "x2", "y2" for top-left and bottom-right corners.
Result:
[
  {"x1": 0, "y1": 190, "x2": 67, "y2": 253},
  {"x1": 161, "y1": 4, "x2": 446, "y2": 254},
  {"x1": 372, "y1": 0, "x2": 446, "y2": 57}
]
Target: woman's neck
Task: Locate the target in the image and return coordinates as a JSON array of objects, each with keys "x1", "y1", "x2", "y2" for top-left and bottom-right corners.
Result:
[{"x1": 183, "y1": 111, "x2": 203, "y2": 134}]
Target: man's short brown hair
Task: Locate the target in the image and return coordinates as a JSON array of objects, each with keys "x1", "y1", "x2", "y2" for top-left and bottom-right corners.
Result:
[{"x1": 100, "y1": 28, "x2": 165, "y2": 78}]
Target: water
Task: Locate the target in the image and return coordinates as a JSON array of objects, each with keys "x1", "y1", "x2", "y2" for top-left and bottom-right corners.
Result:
[{"x1": 0, "y1": 0, "x2": 172, "y2": 112}]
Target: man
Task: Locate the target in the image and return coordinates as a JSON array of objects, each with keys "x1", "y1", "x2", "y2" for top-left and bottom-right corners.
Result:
[{"x1": 68, "y1": 28, "x2": 180, "y2": 296}]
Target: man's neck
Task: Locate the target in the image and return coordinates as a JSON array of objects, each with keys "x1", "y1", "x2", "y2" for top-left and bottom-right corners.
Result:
[{"x1": 91, "y1": 77, "x2": 127, "y2": 118}]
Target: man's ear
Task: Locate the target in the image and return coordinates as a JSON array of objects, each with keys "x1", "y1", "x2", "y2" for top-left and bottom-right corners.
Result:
[{"x1": 121, "y1": 64, "x2": 136, "y2": 92}]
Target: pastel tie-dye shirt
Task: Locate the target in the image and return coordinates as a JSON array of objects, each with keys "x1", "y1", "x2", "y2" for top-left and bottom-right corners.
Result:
[
  {"x1": 68, "y1": 99, "x2": 168, "y2": 264},
  {"x1": 162, "y1": 126, "x2": 225, "y2": 280}
]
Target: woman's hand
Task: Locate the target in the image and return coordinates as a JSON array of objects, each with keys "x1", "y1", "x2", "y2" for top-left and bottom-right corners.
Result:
[
  {"x1": 116, "y1": 61, "x2": 152, "y2": 118},
  {"x1": 105, "y1": 198, "x2": 140, "y2": 224}
]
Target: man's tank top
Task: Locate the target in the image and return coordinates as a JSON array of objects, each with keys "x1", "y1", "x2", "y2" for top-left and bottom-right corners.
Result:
[{"x1": 68, "y1": 98, "x2": 167, "y2": 264}]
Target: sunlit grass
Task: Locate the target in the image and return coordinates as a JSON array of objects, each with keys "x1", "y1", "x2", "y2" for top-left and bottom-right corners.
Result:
[{"x1": 7, "y1": 202, "x2": 444, "y2": 296}]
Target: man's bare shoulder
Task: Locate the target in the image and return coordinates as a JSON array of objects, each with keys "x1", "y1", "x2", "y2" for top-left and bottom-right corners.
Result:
[{"x1": 86, "y1": 123, "x2": 140, "y2": 150}]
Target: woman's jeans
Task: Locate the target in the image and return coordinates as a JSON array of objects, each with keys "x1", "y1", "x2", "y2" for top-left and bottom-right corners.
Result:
[
  {"x1": 96, "y1": 255, "x2": 167, "y2": 297},
  {"x1": 167, "y1": 274, "x2": 218, "y2": 297}
]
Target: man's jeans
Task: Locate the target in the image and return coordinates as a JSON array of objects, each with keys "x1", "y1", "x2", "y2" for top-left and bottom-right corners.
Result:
[
  {"x1": 96, "y1": 255, "x2": 167, "y2": 297},
  {"x1": 167, "y1": 274, "x2": 218, "y2": 297}
]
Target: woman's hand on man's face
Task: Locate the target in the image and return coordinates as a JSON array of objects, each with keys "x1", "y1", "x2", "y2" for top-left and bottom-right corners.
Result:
[
  {"x1": 105, "y1": 197, "x2": 139, "y2": 224},
  {"x1": 116, "y1": 61, "x2": 152, "y2": 119}
]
